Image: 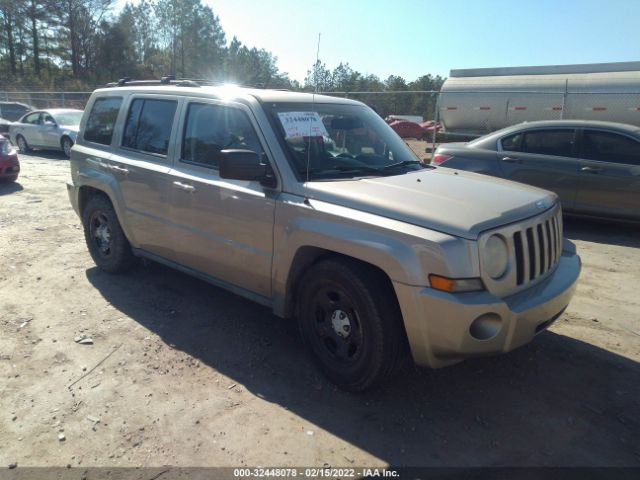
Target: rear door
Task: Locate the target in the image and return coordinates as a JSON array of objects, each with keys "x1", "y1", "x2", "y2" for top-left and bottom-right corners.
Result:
[
  {"x1": 14, "y1": 111, "x2": 42, "y2": 146},
  {"x1": 109, "y1": 95, "x2": 182, "y2": 259},
  {"x1": 166, "y1": 98, "x2": 277, "y2": 298},
  {"x1": 497, "y1": 128, "x2": 581, "y2": 209},
  {"x1": 574, "y1": 129, "x2": 640, "y2": 220}
]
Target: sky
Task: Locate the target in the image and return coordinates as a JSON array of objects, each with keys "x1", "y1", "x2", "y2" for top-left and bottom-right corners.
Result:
[{"x1": 115, "y1": 0, "x2": 640, "y2": 83}]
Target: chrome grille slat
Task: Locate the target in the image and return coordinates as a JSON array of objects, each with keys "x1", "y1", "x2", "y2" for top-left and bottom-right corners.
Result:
[
  {"x1": 545, "y1": 220, "x2": 553, "y2": 268},
  {"x1": 550, "y1": 217, "x2": 558, "y2": 264},
  {"x1": 526, "y1": 227, "x2": 536, "y2": 281}
]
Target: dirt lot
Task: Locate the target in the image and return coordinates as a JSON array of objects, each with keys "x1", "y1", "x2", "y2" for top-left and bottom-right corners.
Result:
[{"x1": 1, "y1": 151, "x2": 639, "y2": 469}]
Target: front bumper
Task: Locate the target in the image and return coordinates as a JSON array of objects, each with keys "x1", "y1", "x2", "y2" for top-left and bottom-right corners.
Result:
[{"x1": 394, "y1": 239, "x2": 581, "y2": 368}]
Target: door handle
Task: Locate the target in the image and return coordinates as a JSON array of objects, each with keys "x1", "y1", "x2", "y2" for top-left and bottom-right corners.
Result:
[
  {"x1": 173, "y1": 181, "x2": 196, "y2": 192},
  {"x1": 501, "y1": 156, "x2": 521, "y2": 163},
  {"x1": 107, "y1": 164, "x2": 130, "y2": 175},
  {"x1": 581, "y1": 166, "x2": 603, "y2": 173}
]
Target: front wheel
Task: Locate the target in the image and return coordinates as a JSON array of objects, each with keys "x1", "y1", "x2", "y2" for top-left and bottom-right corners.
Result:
[
  {"x1": 297, "y1": 259, "x2": 407, "y2": 391},
  {"x1": 62, "y1": 137, "x2": 73, "y2": 158},
  {"x1": 82, "y1": 194, "x2": 136, "y2": 273}
]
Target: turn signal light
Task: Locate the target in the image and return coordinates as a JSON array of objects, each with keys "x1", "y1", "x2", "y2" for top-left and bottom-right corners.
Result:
[{"x1": 429, "y1": 274, "x2": 484, "y2": 293}]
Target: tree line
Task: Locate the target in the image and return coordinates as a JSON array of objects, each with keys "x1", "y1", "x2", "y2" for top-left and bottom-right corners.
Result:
[{"x1": 0, "y1": 0, "x2": 445, "y2": 119}]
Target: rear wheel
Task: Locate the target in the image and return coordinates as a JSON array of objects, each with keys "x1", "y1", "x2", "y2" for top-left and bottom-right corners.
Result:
[
  {"x1": 62, "y1": 136, "x2": 73, "y2": 158},
  {"x1": 82, "y1": 194, "x2": 136, "y2": 273},
  {"x1": 16, "y1": 135, "x2": 30, "y2": 153},
  {"x1": 297, "y1": 259, "x2": 407, "y2": 391}
]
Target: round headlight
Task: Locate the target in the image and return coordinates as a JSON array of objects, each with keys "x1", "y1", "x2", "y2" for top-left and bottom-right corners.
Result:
[{"x1": 483, "y1": 235, "x2": 509, "y2": 279}]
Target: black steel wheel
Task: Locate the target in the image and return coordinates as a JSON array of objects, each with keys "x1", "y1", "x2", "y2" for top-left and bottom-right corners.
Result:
[
  {"x1": 82, "y1": 194, "x2": 136, "y2": 273},
  {"x1": 297, "y1": 259, "x2": 407, "y2": 391}
]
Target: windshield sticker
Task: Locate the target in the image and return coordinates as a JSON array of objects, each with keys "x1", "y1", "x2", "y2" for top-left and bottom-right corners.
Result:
[{"x1": 277, "y1": 112, "x2": 329, "y2": 139}]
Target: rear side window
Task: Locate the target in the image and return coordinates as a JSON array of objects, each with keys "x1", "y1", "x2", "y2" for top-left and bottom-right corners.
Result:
[
  {"x1": 582, "y1": 130, "x2": 640, "y2": 166},
  {"x1": 123, "y1": 98, "x2": 178, "y2": 156},
  {"x1": 22, "y1": 113, "x2": 40, "y2": 124},
  {"x1": 84, "y1": 97, "x2": 123, "y2": 145},
  {"x1": 181, "y1": 102, "x2": 263, "y2": 169},
  {"x1": 519, "y1": 129, "x2": 575, "y2": 157}
]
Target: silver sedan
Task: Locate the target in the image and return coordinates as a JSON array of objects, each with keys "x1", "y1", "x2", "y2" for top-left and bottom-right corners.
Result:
[{"x1": 9, "y1": 109, "x2": 83, "y2": 158}]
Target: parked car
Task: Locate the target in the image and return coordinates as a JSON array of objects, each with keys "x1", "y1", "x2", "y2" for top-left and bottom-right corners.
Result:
[
  {"x1": 388, "y1": 120, "x2": 424, "y2": 139},
  {"x1": 10, "y1": 108, "x2": 83, "y2": 158},
  {"x1": 0, "y1": 101, "x2": 33, "y2": 121},
  {"x1": 0, "y1": 138, "x2": 20, "y2": 182},
  {"x1": 67, "y1": 80, "x2": 580, "y2": 390},
  {"x1": 0, "y1": 118, "x2": 11, "y2": 139},
  {"x1": 433, "y1": 120, "x2": 640, "y2": 222}
]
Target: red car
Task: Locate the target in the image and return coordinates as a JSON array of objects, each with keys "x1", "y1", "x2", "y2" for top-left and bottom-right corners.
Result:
[
  {"x1": 388, "y1": 120, "x2": 424, "y2": 139},
  {"x1": 0, "y1": 139, "x2": 20, "y2": 182}
]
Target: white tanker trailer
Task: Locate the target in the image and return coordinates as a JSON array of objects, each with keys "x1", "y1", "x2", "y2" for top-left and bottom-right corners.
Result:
[{"x1": 438, "y1": 61, "x2": 640, "y2": 137}]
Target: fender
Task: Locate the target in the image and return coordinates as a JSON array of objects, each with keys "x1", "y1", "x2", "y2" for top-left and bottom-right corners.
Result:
[
  {"x1": 271, "y1": 193, "x2": 479, "y2": 317},
  {"x1": 75, "y1": 162, "x2": 139, "y2": 247}
]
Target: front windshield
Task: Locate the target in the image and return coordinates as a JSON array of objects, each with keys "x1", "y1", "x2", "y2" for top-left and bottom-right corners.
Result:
[
  {"x1": 54, "y1": 111, "x2": 83, "y2": 126},
  {"x1": 264, "y1": 102, "x2": 426, "y2": 180}
]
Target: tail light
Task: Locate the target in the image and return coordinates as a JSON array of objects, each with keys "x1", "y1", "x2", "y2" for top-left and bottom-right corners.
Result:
[{"x1": 431, "y1": 153, "x2": 453, "y2": 165}]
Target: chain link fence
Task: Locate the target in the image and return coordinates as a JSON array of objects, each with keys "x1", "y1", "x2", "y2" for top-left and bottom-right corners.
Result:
[{"x1": 0, "y1": 91, "x2": 92, "y2": 110}]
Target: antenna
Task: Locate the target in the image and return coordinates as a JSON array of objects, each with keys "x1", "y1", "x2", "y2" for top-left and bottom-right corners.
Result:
[{"x1": 304, "y1": 33, "x2": 321, "y2": 202}]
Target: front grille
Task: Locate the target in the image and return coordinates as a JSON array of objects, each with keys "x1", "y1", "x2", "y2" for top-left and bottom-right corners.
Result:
[
  {"x1": 512, "y1": 211, "x2": 562, "y2": 286},
  {"x1": 479, "y1": 205, "x2": 563, "y2": 297}
]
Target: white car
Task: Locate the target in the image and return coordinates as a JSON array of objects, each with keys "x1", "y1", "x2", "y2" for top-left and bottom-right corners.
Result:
[{"x1": 9, "y1": 108, "x2": 83, "y2": 158}]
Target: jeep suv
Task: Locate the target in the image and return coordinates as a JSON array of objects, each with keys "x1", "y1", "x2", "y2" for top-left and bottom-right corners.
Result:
[{"x1": 67, "y1": 79, "x2": 581, "y2": 390}]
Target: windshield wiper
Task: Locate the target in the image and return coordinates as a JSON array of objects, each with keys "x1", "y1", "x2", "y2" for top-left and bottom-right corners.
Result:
[{"x1": 380, "y1": 160, "x2": 425, "y2": 170}]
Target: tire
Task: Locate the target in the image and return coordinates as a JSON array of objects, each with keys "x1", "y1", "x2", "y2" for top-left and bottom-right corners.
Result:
[
  {"x1": 296, "y1": 259, "x2": 407, "y2": 391},
  {"x1": 82, "y1": 194, "x2": 136, "y2": 273},
  {"x1": 62, "y1": 136, "x2": 73, "y2": 158},
  {"x1": 16, "y1": 135, "x2": 30, "y2": 153}
]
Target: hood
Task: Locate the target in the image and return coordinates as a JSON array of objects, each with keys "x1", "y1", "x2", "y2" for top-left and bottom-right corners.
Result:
[
  {"x1": 60, "y1": 124, "x2": 80, "y2": 132},
  {"x1": 305, "y1": 168, "x2": 557, "y2": 240}
]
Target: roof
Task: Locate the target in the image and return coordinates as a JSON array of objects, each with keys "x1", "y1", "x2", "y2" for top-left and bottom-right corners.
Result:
[
  {"x1": 506, "y1": 119, "x2": 640, "y2": 132},
  {"x1": 469, "y1": 120, "x2": 640, "y2": 147},
  {"x1": 45, "y1": 108, "x2": 84, "y2": 114},
  {"x1": 450, "y1": 61, "x2": 640, "y2": 78},
  {"x1": 93, "y1": 84, "x2": 363, "y2": 106}
]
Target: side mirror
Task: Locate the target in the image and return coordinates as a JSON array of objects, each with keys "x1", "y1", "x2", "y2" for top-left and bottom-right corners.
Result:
[
  {"x1": 219, "y1": 149, "x2": 274, "y2": 186},
  {"x1": 44, "y1": 120, "x2": 56, "y2": 127}
]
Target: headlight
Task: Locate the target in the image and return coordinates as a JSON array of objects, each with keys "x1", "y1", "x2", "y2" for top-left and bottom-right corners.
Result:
[{"x1": 482, "y1": 234, "x2": 509, "y2": 279}]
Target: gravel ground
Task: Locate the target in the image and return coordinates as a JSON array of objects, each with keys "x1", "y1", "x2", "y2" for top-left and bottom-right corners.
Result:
[{"x1": 1, "y1": 152, "x2": 639, "y2": 468}]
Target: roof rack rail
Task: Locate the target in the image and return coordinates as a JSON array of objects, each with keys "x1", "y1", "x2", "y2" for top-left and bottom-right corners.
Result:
[
  {"x1": 105, "y1": 77, "x2": 267, "y2": 89},
  {"x1": 105, "y1": 77, "x2": 228, "y2": 88}
]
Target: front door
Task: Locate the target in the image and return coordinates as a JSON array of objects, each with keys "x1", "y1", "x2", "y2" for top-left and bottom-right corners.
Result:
[
  {"x1": 40, "y1": 112, "x2": 61, "y2": 148},
  {"x1": 167, "y1": 98, "x2": 276, "y2": 298},
  {"x1": 574, "y1": 129, "x2": 640, "y2": 220},
  {"x1": 108, "y1": 95, "x2": 182, "y2": 259}
]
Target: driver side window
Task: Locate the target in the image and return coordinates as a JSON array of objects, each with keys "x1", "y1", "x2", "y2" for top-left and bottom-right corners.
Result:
[{"x1": 181, "y1": 102, "x2": 264, "y2": 169}]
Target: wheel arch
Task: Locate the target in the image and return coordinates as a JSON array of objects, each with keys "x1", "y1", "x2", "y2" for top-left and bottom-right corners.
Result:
[
  {"x1": 60, "y1": 135, "x2": 74, "y2": 149},
  {"x1": 280, "y1": 246, "x2": 401, "y2": 322}
]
